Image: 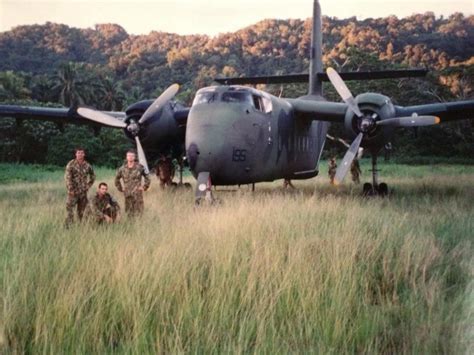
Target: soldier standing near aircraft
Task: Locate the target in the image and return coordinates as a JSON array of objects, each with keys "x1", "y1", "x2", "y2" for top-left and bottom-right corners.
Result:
[
  {"x1": 115, "y1": 150, "x2": 151, "y2": 216},
  {"x1": 328, "y1": 157, "x2": 337, "y2": 185},
  {"x1": 65, "y1": 147, "x2": 95, "y2": 226},
  {"x1": 351, "y1": 158, "x2": 362, "y2": 184},
  {"x1": 283, "y1": 179, "x2": 295, "y2": 189},
  {"x1": 156, "y1": 154, "x2": 175, "y2": 189},
  {"x1": 91, "y1": 182, "x2": 120, "y2": 224}
]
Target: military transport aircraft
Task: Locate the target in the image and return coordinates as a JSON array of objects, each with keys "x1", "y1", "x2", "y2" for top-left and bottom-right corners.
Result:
[{"x1": 1, "y1": 0, "x2": 473, "y2": 202}]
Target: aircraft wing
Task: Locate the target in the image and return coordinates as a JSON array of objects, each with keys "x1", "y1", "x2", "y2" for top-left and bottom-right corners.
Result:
[
  {"x1": 287, "y1": 98, "x2": 474, "y2": 124},
  {"x1": 0, "y1": 104, "x2": 126, "y2": 127},
  {"x1": 395, "y1": 100, "x2": 474, "y2": 122},
  {"x1": 286, "y1": 99, "x2": 347, "y2": 122}
]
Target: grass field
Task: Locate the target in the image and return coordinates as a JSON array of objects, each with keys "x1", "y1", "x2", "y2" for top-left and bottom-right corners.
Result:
[{"x1": 1, "y1": 161, "x2": 473, "y2": 353}]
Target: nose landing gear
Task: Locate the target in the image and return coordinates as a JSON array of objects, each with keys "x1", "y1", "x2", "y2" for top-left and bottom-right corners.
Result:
[
  {"x1": 363, "y1": 154, "x2": 389, "y2": 197},
  {"x1": 195, "y1": 172, "x2": 216, "y2": 205}
]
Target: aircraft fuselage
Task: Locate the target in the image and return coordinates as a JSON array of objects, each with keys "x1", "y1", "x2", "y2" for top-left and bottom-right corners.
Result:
[{"x1": 186, "y1": 85, "x2": 329, "y2": 185}]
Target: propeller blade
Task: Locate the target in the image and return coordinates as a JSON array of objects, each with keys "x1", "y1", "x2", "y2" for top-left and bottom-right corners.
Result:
[
  {"x1": 135, "y1": 136, "x2": 149, "y2": 174},
  {"x1": 333, "y1": 133, "x2": 364, "y2": 186},
  {"x1": 376, "y1": 115, "x2": 440, "y2": 127},
  {"x1": 139, "y1": 83, "x2": 180, "y2": 125},
  {"x1": 326, "y1": 68, "x2": 363, "y2": 118},
  {"x1": 77, "y1": 107, "x2": 127, "y2": 128}
]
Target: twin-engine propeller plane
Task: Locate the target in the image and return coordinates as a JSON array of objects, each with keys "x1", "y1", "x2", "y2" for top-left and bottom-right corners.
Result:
[{"x1": 1, "y1": 0, "x2": 473, "y2": 203}]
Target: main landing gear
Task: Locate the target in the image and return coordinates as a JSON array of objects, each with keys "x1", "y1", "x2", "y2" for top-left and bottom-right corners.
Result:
[{"x1": 363, "y1": 154, "x2": 389, "y2": 197}]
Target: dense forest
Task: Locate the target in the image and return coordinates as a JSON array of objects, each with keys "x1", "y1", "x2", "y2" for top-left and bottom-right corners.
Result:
[{"x1": 0, "y1": 13, "x2": 473, "y2": 166}]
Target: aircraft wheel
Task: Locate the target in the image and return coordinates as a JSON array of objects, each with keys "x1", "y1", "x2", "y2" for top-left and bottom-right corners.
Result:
[
  {"x1": 363, "y1": 183, "x2": 373, "y2": 196},
  {"x1": 378, "y1": 183, "x2": 388, "y2": 197}
]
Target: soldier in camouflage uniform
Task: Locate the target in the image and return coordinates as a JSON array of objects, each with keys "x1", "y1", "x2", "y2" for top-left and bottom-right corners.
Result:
[
  {"x1": 350, "y1": 158, "x2": 362, "y2": 184},
  {"x1": 115, "y1": 150, "x2": 151, "y2": 216},
  {"x1": 156, "y1": 154, "x2": 175, "y2": 189},
  {"x1": 328, "y1": 157, "x2": 337, "y2": 185},
  {"x1": 283, "y1": 178, "x2": 295, "y2": 189},
  {"x1": 65, "y1": 147, "x2": 96, "y2": 226},
  {"x1": 91, "y1": 182, "x2": 120, "y2": 224}
]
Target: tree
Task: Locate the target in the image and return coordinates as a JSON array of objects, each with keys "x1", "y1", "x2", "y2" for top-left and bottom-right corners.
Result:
[{"x1": 52, "y1": 62, "x2": 94, "y2": 107}]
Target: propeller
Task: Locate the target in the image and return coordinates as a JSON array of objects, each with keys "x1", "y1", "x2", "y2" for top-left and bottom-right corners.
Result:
[
  {"x1": 78, "y1": 83, "x2": 180, "y2": 175},
  {"x1": 333, "y1": 133, "x2": 363, "y2": 186},
  {"x1": 139, "y1": 84, "x2": 179, "y2": 124},
  {"x1": 376, "y1": 114, "x2": 440, "y2": 127},
  {"x1": 326, "y1": 67, "x2": 363, "y2": 118},
  {"x1": 77, "y1": 107, "x2": 126, "y2": 128},
  {"x1": 135, "y1": 136, "x2": 149, "y2": 174},
  {"x1": 326, "y1": 68, "x2": 440, "y2": 184}
]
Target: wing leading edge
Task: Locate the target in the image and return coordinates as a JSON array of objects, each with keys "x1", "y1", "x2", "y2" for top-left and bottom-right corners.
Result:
[
  {"x1": 396, "y1": 100, "x2": 474, "y2": 122},
  {"x1": 0, "y1": 104, "x2": 126, "y2": 127}
]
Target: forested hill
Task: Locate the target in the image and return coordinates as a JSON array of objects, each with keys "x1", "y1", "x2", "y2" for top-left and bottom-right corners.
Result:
[
  {"x1": 1, "y1": 13, "x2": 473, "y2": 98},
  {"x1": 0, "y1": 13, "x2": 473, "y2": 165}
]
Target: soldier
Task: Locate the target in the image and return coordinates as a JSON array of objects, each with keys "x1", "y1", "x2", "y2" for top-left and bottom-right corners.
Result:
[
  {"x1": 115, "y1": 150, "x2": 151, "y2": 216},
  {"x1": 328, "y1": 157, "x2": 337, "y2": 185},
  {"x1": 156, "y1": 154, "x2": 175, "y2": 189},
  {"x1": 91, "y1": 182, "x2": 120, "y2": 224},
  {"x1": 65, "y1": 147, "x2": 96, "y2": 226},
  {"x1": 351, "y1": 158, "x2": 362, "y2": 184},
  {"x1": 283, "y1": 179, "x2": 295, "y2": 189}
]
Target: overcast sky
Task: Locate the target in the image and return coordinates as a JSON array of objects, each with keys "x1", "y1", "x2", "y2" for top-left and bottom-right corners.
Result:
[{"x1": 1, "y1": 0, "x2": 472, "y2": 36}]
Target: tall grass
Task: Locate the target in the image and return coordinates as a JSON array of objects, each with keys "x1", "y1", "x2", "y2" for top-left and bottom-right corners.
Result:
[{"x1": 1, "y1": 163, "x2": 473, "y2": 353}]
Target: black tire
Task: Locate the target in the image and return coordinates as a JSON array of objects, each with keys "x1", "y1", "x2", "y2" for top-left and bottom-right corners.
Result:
[
  {"x1": 378, "y1": 183, "x2": 388, "y2": 197},
  {"x1": 363, "y1": 183, "x2": 373, "y2": 196}
]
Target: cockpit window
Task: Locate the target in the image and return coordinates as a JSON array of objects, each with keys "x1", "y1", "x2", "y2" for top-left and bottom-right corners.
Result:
[
  {"x1": 253, "y1": 95, "x2": 263, "y2": 112},
  {"x1": 262, "y1": 94, "x2": 273, "y2": 113},
  {"x1": 222, "y1": 91, "x2": 253, "y2": 105},
  {"x1": 252, "y1": 94, "x2": 273, "y2": 114},
  {"x1": 193, "y1": 91, "x2": 218, "y2": 105}
]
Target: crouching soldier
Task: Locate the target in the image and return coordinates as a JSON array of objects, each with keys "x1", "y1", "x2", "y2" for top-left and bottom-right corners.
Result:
[
  {"x1": 115, "y1": 150, "x2": 151, "y2": 216},
  {"x1": 92, "y1": 182, "x2": 120, "y2": 224}
]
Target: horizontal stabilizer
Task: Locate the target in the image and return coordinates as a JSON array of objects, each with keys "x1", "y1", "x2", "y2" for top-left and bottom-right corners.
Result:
[{"x1": 214, "y1": 69, "x2": 428, "y2": 85}]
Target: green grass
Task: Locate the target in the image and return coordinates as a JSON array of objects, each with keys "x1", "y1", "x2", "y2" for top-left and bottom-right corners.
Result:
[{"x1": 0, "y1": 162, "x2": 473, "y2": 353}]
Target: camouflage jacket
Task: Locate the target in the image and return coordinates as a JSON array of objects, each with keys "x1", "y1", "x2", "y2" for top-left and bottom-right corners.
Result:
[
  {"x1": 328, "y1": 161, "x2": 337, "y2": 173},
  {"x1": 115, "y1": 163, "x2": 151, "y2": 197},
  {"x1": 91, "y1": 192, "x2": 120, "y2": 219},
  {"x1": 65, "y1": 159, "x2": 95, "y2": 195},
  {"x1": 351, "y1": 160, "x2": 361, "y2": 174},
  {"x1": 157, "y1": 158, "x2": 175, "y2": 180}
]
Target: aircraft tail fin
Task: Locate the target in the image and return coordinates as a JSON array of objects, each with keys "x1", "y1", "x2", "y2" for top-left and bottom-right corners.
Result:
[{"x1": 309, "y1": 0, "x2": 323, "y2": 96}]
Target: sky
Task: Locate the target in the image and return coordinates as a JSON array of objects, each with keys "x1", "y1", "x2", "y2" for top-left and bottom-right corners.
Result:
[{"x1": 1, "y1": 0, "x2": 472, "y2": 36}]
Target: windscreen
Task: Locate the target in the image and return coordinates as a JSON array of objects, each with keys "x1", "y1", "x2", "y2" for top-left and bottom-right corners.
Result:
[
  {"x1": 192, "y1": 91, "x2": 218, "y2": 105},
  {"x1": 222, "y1": 91, "x2": 253, "y2": 105}
]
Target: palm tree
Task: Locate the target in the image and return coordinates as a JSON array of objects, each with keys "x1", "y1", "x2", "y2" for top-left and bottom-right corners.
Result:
[
  {"x1": 97, "y1": 76, "x2": 126, "y2": 111},
  {"x1": 52, "y1": 62, "x2": 93, "y2": 107}
]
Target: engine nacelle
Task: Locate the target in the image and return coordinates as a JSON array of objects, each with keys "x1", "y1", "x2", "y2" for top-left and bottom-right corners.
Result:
[
  {"x1": 123, "y1": 100, "x2": 186, "y2": 162},
  {"x1": 344, "y1": 93, "x2": 396, "y2": 153}
]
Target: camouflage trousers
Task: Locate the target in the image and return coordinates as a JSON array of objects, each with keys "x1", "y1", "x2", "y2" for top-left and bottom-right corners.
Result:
[
  {"x1": 329, "y1": 169, "x2": 337, "y2": 184},
  {"x1": 97, "y1": 206, "x2": 119, "y2": 224},
  {"x1": 65, "y1": 193, "x2": 89, "y2": 225},
  {"x1": 125, "y1": 192, "x2": 144, "y2": 216},
  {"x1": 351, "y1": 172, "x2": 360, "y2": 184}
]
